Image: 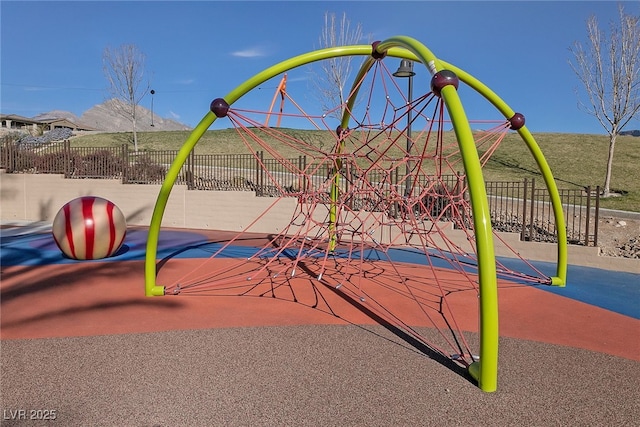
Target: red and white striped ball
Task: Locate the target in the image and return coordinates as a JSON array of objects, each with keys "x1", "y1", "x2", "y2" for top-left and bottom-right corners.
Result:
[{"x1": 52, "y1": 196, "x2": 127, "y2": 260}]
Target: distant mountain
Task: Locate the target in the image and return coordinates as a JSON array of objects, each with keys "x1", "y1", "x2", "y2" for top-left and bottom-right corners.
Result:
[
  {"x1": 620, "y1": 129, "x2": 640, "y2": 137},
  {"x1": 37, "y1": 99, "x2": 192, "y2": 132},
  {"x1": 33, "y1": 110, "x2": 82, "y2": 123}
]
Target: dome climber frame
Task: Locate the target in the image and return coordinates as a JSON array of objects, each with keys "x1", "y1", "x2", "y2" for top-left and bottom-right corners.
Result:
[{"x1": 144, "y1": 36, "x2": 568, "y2": 393}]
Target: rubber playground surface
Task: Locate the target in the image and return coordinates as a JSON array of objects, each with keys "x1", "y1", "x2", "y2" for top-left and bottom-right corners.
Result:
[{"x1": 1, "y1": 224, "x2": 639, "y2": 425}]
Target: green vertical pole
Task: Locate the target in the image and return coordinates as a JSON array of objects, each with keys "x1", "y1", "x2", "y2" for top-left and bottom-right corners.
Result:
[{"x1": 439, "y1": 85, "x2": 499, "y2": 392}]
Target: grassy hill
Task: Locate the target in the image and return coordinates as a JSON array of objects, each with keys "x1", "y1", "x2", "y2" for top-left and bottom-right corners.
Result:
[{"x1": 71, "y1": 129, "x2": 640, "y2": 212}]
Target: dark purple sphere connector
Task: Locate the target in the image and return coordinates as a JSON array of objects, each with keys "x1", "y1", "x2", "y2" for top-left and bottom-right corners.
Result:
[
  {"x1": 336, "y1": 126, "x2": 350, "y2": 137},
  {"x1": 430, "y1": 70, "x2": 459, "y2": 98},
  {"x1": 509, "y1": 113, "x2": 526, "y2": 130},
  {"x1": 371, "y1": 41, "x2": 386, "y2": 60},
  {"x1": 210, "y1": 98, "x2": 230, "y2": 118}
]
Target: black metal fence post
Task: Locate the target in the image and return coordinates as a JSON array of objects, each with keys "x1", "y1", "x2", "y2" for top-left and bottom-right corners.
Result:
[
  {"x1": 303, "y1": 155, "x2": 308, "y2": 192},
  {"x1": 5, "y1": 141, "x2": 13, "y2": 172},
  {"x1": 528, "y1": 178, "x2": 536, "y2": 242},
  {"x1": 63, "y1": 140, "x2": 71, "y2": 178},
  {"x1": 255, "y1": 151, "x2": 264, "y2": 196},
  {"x1": 584, "y1": 185, "x2": 592, "y2": 246},
  {"x1": 121, "y1": 144, "x2": 128, "y2": 183},
  {"x1": 521, "y1": 178, "x2": 528, "y2": 241},
  {"x1": 187, "y1": 150, "x2": 195, "y2": 189},
  {"x1": 594, "y1": 186, "x2": 600, "y2": 247}
]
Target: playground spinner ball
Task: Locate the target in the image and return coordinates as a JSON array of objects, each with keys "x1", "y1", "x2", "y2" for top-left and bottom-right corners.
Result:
[{"x1": 52, "y1": 196, "x2": 127, "y2": 260}]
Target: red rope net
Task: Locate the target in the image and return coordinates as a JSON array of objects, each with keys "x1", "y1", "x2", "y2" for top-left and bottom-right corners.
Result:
[{"x1": 159, "y1": 61, "x2": 551, "y2": 366}]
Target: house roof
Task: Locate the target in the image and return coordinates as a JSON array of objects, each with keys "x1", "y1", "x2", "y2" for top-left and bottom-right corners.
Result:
[
  {"x1": 0, "y1": 114, "x2": 39, "y2": 124},
  {"x1": 0, "y1": 113, "x2": 97, "y2": 131}
]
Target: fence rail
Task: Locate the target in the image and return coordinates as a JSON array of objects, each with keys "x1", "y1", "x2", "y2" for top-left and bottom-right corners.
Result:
[{"x1": 1, "y1": 139, "x2": 600, "y2": 246}]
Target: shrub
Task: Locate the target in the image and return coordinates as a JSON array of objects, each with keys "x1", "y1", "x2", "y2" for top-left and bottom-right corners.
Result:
[
  {"x1": 71, "y1": 150, "x2": 124, "y2": 178},
  {"x1": 33, "y1": 151, "x2": 68, "y2": 173},
  {"x1": 126, "y1": 154, "x2": 166, "y2": 183}
]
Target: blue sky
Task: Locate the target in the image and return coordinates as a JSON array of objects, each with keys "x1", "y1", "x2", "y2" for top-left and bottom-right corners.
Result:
[{"x1": 1, "y1": 0, "x2": 637, "y2": 135}]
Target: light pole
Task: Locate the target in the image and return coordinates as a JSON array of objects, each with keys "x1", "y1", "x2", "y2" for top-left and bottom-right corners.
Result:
[
  {"x1": 393, "y1": 59, "x2": 415, "y2": 197},
  {"x1": 150, "y1": 89, "x2": 155, "y2": 127}
]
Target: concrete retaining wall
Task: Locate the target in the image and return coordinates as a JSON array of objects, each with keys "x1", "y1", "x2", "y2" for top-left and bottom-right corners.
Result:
[
  {"x1": 0, "y1": 171, "x2": 296, "y2": 233},
  {"x1": 2, "y1": 171, "x2": 637, "y2": 274}
]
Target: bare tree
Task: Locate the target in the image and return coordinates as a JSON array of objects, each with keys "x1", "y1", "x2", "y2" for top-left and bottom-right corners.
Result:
[
  {"x1": 103, "y1": 44, "x2": 150, "y2": 151},
  {"x1": 569, "y1": 4, "x2": 640, "y2": 197},
  {"x1": 310, "y1": 12, "x2": 368, "y2": 120}
]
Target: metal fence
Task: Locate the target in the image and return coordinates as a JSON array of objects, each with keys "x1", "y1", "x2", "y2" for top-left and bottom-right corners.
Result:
[
  {"x1": 0, "y1": 139, "x2": 600, "y2": 246},
  {"x1": 485, "y1": 179, "x2": 599, "y2": 246},
  {"x1": 1, "y1": 140, "x2": 168, "y2": 182}
]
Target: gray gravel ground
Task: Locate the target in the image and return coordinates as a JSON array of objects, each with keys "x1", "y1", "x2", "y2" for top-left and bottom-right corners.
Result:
[{"x1": 1, "y1": 324, "x2": 639, "y2": 426}]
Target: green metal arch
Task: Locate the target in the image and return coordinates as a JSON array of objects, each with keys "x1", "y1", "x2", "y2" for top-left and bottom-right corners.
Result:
[
  {"x1": 380, "y1": 49, "x2": 568, "y2": 286},
  {"x1": 144, "y1": 44, "x2": 375, "y2": 298},
  {"x1": 372, "y1": 36, "x2": 498, "y2": 392},
  {"x1": 144, "y1": 36, "x2": 568, "y2": 394}
]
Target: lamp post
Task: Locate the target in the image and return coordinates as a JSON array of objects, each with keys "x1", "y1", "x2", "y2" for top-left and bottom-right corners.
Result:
[
  {"x1": 150, "y1": 89, "x2": 155, "y2": 127},
  {"x1": 393, "y1": 59, "x2": 415, "y2": 197}
]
